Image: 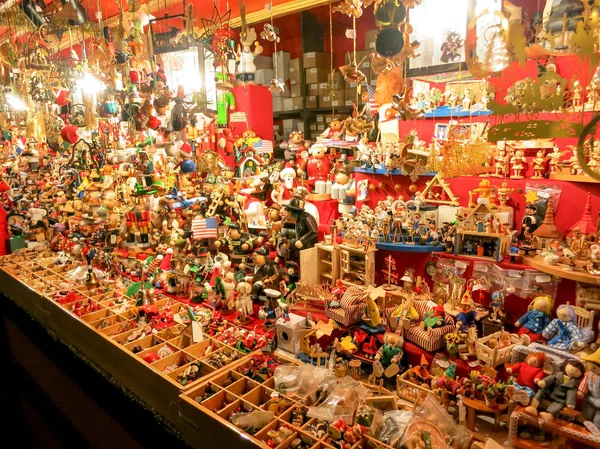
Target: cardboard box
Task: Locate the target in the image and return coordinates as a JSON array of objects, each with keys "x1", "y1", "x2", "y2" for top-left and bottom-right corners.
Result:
[
  {"x1": 328, "y1": 71, "x2": 343, "y2": 86},
  {"x1": 316, "y1": 114, "x2": 325, "y2": 123},
  {"x1": 283, "y1": 98, "x2": 295, "y2": 111},
  {"x1": 273, "y1": 97, "x2": 284, "y2": 112},
  {"x1": 292, "y1": 97, "x2": 304, "y2": 110},
  {"x1": 254, "y1": 55, "x2": 273, "y2": 70},
  {"x1": 306, "y1": 95, "x2": 318, "y2": 109},
  {"x1": 317, "y1": 123, "x2": 326, "y2": 132},
  {"x1": 273, "y1": 124, "x2": 280, "y2": 132},
  {"x1": 320, "y1": 88, "x2": 344, "y2": 105},
  {"x1": 318, "y1": 82, "x2": 329, "y2": 96},
  {"x1": 344, "y1": 100, "x2": 354, "y2": 107},
  {"x1": 305, "y1": 68, "x2": 328, "y2": 84},
  {"x1": 308, "y1": 84, "x2": 319, "y2": 95},
  {"x1": 297, "y1": 122, "x2": 305, "y2": 133},
  {"x1": 325, "y1": 115, "x2": 333, "y2": 123},
  {"x1": 310, "y1": 123, "x2": 317, "y2": 131},
  {"x1": 291, "y1": 84, "x2": 304, "y2": 98},
  {"x1": 345, "y1": 87, "x2": 358, "y2": 102},
  {"x1": 303, "y1": 51, "x2": 330, "y2": 69},
  {"x1": 364, "y1": 29, "x2": 378, "y2": 50},
  {"x1": 320, "y1": 96, "x2": 331, "y2": 108},
  {"x1": 290, "y1": 69, "x2": 302, "y2": 85},
  {"x1": 276, "y1": 51, "x2": 291, "y2": 81},
  {"x1": 283, "y1": 119, "x2": 299, "y2": 129},
  {"x1": 255, "y1": 69, "x2": 274, "y2": 86},
  {"x1": 289, "y1": 58, "x2": 302, "y2": 73}
]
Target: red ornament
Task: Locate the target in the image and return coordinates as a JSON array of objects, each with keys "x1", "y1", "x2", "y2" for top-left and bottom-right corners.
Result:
[
  {"x1": 61, "y1": 125, "x2": 79, "y2": 144},
  {"x1": 143, "y1": 352, "x2": 160, "y2": 363},
  {"x1": 147, "y1": 115, "x2": 161, "y2": 130},
  {"x1": 336, "y1": 236, "x2": 344, "y2": 244}
]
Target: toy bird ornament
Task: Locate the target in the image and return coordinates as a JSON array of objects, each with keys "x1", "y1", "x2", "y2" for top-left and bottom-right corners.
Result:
[
  {"x1": 260, "y1": 24, "x2": 280, "y2": 43},
  {"x1": 339, "y1": 54, "x2": 369, "y2": 84},
  {"x1": 269, "y1": 78, "x2": 285, "y2": 94}
]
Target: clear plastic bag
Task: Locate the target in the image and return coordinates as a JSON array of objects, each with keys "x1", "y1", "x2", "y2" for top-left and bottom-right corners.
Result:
[
  {"x1": 274, "y1": 364, "x2": 336, "y2": 406},
  {"x1": 401, "y1": 395, "x2": 471, "y2": 449},
  {"x1": 377, "y1": 409, "x2": 413, "y2": 448},
  {"x1": 356, "y1": 405, "x2": 384, "y2": 437},
  {"x1": 307, "y1": 376, "x2": 369, "y2": 424}
]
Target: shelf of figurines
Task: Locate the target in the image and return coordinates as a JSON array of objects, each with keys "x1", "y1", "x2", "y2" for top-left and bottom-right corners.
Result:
[{"x1": 522, "y1": 255, "x2": 600, "y2": 286}]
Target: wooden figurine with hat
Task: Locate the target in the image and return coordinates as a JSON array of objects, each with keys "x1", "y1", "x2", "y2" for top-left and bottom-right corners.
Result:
[
  {"x1": 214, "y1": 222, "x2": 254, "y2": 267},
  {"x1": 456, "y1": 287, "x2": 480, "y2": 332},
  {"x1": 579, "y1": 348, "x2": 600, "y2": 428},
  {"x1": 251, "y1": 245, "x2": 279, "y2": 301},
  {"x1": 281, "y1": 189, "x2": 319, "y2": 257}
]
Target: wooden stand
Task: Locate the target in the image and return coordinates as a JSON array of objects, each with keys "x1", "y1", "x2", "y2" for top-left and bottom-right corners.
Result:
[{"x1": 463, "y1": 397, "x2": 509, "y2": 433}]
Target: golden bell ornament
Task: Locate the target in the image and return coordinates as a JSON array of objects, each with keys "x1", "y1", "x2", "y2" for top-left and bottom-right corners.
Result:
[
  {"x1": 86, "y1": 268, "x2": 99, "y2": 286},
  {"x1": 481, "y1": 27, "x2": 511, "y2": 73}
]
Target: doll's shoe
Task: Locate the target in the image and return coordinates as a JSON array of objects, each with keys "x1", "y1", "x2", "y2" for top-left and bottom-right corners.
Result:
[
  {"x1": 515, "y1": 390, "x2": 531, "y2": 406},
  {"x1": 525, "y1": 406, "x2": 538, "y2": 416},
  {"x1": 384, "y1": 364, "x2": 400, "y2": 378},
  {"x1": 505, "y1": 385, "x2": 517, "y2": 402},
  {"x1": 539, "y1": 412, "x2": 553, "y2": 422},
  {"x1": 373, "y1": 360, "x2": 384, "y2": 378},
  {"x1": 520, "y1": 334, "x2": 531, "y2": 346}
]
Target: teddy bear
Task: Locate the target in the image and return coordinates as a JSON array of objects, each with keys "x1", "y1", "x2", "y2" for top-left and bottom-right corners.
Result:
[
  {"x1": 542, "y1": 303, "x2": 585, "y2": 352},
  {"x1": 301, "y1": 144, "x2": 331, "y2": 187},
  {"x1": 373, "y1": 333, "x2": 404, "y2": 378},
  {"x1": 505, "y1": 352, "x2": 547, "y2": 406},
  {"x1": 525, "y1": 359, "x2": 586, "y2": 421},
  {"x1": 283, "y1": 131, "x2": 307, "y2": 163},
  {"x1": 515, "y1": 295, "x2": 553, "y2": 343},
  {"x1": 322, "y1": 117, "x2": 344, "y2": 140}
]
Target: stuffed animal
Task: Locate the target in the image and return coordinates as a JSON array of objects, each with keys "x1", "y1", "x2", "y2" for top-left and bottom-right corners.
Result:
[
  {"x1": 373, "y1": 333, "x2": 404, "y2": 378},
  {"x1": 526, "y1": 360, "x2": 586, "y2": 421},
  {"x1": 505, "y1": 353, "x2": 547, "y2": 406},
  {"x1": 579, "y1": 348, "x2": 600, "y2": 428},
  {"x1": 515, "y1": 296, "x2": 553, "y2": 343},
  {"x1": 542, "y1": 304, "x2": 585, "y2": 352}
]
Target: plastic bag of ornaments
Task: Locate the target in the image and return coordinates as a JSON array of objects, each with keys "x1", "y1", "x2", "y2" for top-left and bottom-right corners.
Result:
[
  {"x1": 400, "y1": 395, "x2": 471, "y2": 449},
  {"x1": 472, "y1": 261, "x2": 559, "y2": 299},
  {"x1": 273, "y1": 364, "x2": 337, "y2": 406},
  {"x1": 306, "y1": 376, "x2": 370, "y2": 425}
]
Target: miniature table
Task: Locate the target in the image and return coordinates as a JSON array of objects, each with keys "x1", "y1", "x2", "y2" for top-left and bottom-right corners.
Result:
[
  {"x1": 463, "y1": 397, "x2": 509, "y2": 433},
  {"x1": 443, "y1": 304, "x2": 490, "y2": 321}
]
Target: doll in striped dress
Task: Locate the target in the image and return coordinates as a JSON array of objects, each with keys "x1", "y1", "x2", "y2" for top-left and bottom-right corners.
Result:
[{"x1": 542, "y1": 304, "x2": 585, "y2": 352}]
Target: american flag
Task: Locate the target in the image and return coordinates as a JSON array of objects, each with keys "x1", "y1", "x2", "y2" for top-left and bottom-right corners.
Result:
[
  {"x1": 192, "y1": 217, "x2": 217, "y2": 240},
  {"x1": 366, "y1": 85, "x2": 379, "y2": 116},
  {"x1": 253, "y1": 139, "x2": 274, "y2": 155}
]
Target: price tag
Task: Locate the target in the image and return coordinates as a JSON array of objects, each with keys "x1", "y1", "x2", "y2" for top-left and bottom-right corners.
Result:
[
  {"x1": 477, "y1": 265, "x2": 489, "y2": 272},
  {"x1": 192, "y1": 321, "x2": 204, "y2": 343},
  {"x1": 584, "y1": 421, "x2": 600, "y2": 438},
  {"x1": 536, "y1": 275, "x2": 551, "y2": 283},
  {"x1": 151, "y1": 328, "x2": 159, "y2": 335},
  {"x1": 508, "y1": 270, "x2": 522, "y2": 278},
  {"x1": 455, "y1": 261, "x2": 468, "y2": 269},
  {"x1": 230, "y1": 112, "x2": 247, "y2": 123}
]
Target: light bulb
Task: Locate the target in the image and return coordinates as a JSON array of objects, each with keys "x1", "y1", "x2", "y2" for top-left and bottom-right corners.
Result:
[
  {"x1": 77, "y1": 73, "x2": 105, "y2": 95},
  {"x1": 6, "y1": 94, "x2": 28, "y2": 111},
  {"x1": 482, "y1": 27, "x2": 511, "y2": 73}
]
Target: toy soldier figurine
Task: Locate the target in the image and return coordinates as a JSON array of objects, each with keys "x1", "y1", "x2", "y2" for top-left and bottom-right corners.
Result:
[{"x1": 251, "y1": 245, "x2": 279, "y2": 301}]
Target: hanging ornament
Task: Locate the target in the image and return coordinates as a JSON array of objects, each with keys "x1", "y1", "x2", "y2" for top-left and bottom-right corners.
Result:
[
  {"x1": 481, "y1": 26, "x2": 511, "y2": 73},
  {"x1": 269, "y1": 79, "x2": 285, "y2": 94},
  {"x1": 260, "y1": 24, "x2": 280, "y2": 42},
  {"x1": 339, "y1": 54, "x2": 369, "y2": 84},
  {"x1": 333, "y1": 0, "x2": 364, "y2": 18},
  {"x1": 466, "y1": 9, "x2": 510, "y2": 78}
]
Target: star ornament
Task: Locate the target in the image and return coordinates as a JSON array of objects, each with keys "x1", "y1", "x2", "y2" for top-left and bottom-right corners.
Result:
[{"x1": 524, "y1": 190, "x2": 539, "y2": 205}]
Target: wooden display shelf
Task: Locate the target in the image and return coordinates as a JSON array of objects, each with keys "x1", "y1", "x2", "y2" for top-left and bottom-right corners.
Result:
[
  {"x1": 375, "y1": 242, "x2": 446, "y2": 252},
  {"x1": 522, "y1": 256, "x2": 600, "y2": 285},
  {"x1": 549, "y1": 172, "x2": 600, "y2": 183}
]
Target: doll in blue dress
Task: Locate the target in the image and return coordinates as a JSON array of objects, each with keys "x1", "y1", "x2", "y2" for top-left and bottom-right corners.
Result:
[{"x1": 542, "y1": 304, "x2": 585, "y2": 352}]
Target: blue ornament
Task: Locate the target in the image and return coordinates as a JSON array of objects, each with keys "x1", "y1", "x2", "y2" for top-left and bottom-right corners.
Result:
[{"x1": 180, "y1": 159, "x2": 196, "y2": 174}]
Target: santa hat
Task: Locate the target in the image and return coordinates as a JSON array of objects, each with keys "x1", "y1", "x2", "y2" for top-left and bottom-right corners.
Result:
[{"x1": 159, "y1": 248, "x2": 173, "y2": 271}]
